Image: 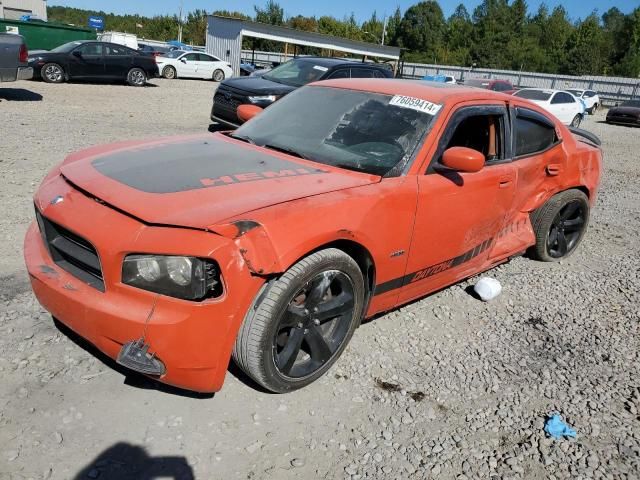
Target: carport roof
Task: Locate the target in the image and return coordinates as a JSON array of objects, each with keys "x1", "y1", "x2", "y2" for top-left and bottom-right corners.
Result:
[{"x1": 209, "y1": 15, "x2": 401, "y2": 61}]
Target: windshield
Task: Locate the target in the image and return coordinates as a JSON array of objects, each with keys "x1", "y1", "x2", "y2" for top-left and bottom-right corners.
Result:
[
  {"x1": 233, "y1": 86, "x2": 438, "y2": 176},
  {"x1": 515, "y1": 90, "x2": 552, "y2": 101},
  {"x1": 263, "y1": 59, "x2": 328, "y2": 87},
  {"x1": 50, "y1": 41, "x2": 85, "y2": 53},
  {"x1": 621, "y1": 100, "x2": 640, "y2": 108}
]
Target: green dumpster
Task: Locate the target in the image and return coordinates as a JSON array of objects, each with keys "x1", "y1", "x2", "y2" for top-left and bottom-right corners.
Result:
[{"x1": 0, "y1": 20, "x2": 96, "y2": 51}]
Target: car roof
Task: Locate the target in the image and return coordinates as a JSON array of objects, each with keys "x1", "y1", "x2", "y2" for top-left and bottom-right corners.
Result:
[
  {"x1": 309, "y1": 78, "x2": 513, "y2": 104},
  {"x1": 295, "y1": 56, "x2": 387, "y2": 68}
]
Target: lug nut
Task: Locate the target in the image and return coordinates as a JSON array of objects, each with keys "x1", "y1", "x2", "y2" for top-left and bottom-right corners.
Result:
[{"x1": 313, "y1": 319, "x2": 320, "y2": 326}]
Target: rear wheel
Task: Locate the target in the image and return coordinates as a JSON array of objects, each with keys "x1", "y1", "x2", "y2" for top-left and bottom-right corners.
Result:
[
  {"x1": 233, "y1": 248, "x2": 365, "y2": 393},
  {"x1": 570, "y1": 114, "x2": 582, "y2": 128},
  {"x1": 529, "y1": 189, "x2": 590, "y2": 262},
  {"x1": 590, "y1": 103, "x2": 599, "y2": 114},
  {"x1": 162, "y1": 66, "x2": 177, "y2": 79},
  {"x1": 212, "y1": 69, "x2": 225, "y2": 82},
  {"x1": 41, "y1": 63, "x2": 64, "y2": 83},
  {"x1": 127, "y1": 68, "x2": 147, "y2": 87}
]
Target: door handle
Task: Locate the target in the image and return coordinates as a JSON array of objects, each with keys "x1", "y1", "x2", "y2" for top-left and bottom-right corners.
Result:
[
  {"x1": 546, "y1": 164, "x2": 562, "y2": 176},
  {"x1": 499, "y1": 176, "x2": 512, "y2": 188}
]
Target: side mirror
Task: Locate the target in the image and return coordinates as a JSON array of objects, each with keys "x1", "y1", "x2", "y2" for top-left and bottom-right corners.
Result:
[
  {"x1": 180, "y1": 58, "x2": 187, "y2": 63},
  {"x1": 237, "y1": 104, "x2": 263, "y2": 123},
  {"x1": 72, "y1": 51, "x2": 82, "y2": 58},
  {"x1": 441, "y1": 146, "x2": 485, "y2": 173}
]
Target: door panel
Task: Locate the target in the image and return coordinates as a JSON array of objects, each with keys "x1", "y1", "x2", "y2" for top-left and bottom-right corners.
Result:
[
  {"x1": 68, "y1": 44, "x2": 104, "y2": 78},
  {"x1": 398, "y1": 164, "x2": 515, "y2": 303},
  {"x1": 178, "y1": 53, "x2": 199, "y2": 77},
  {"x1": 398, "y1": 104, "x2": 515, "y2": 304},
  {"x1": 104, "y1": 44, "x2": 133, "y2": 78}
]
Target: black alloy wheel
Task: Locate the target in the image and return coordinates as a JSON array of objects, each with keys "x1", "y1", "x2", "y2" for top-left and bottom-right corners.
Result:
[
  {"x1": 233, "y1": 248, "x2": 365, "y2": 393},
  {"x1": 529, "y1": 189, "x2": 590, "y2": 262},
  {"x1": 273, "y1": 270, "x2": 355, "y2": 378},
  {"x1": 546, "y1": 200, "x2": 587, "y2": 258}
]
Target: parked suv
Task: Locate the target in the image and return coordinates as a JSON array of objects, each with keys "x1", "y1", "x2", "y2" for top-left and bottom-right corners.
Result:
[
  {"x1": 566, "y1": 89, "x2": 600, "y2": 114},
  {"x1": 210, "y1": 56, "x2": 393, "y2": 127}
]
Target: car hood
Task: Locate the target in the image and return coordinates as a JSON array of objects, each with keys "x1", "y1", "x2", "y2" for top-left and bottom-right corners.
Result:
[
  {"x1": 221, "y1": 76, "x2": 296, "y2": 95},
  {"x1": 608, "y1": 106, "x2": 640, "y2": 117},
  {"x1": 58, "y1": 134, "x2": 380, "y2": 230}
]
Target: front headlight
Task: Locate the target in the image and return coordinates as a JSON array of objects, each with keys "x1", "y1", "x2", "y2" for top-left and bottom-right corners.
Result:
[
  {"x1": 122, "y1": 254, "x2": 222, "y2": 300},
  {"x1": 248, "y1": 95, "x2": 277, "y2": 104}
]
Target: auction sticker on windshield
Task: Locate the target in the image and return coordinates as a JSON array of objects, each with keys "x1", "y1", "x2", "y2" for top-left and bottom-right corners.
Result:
[{"x1": 389, "y1": 95, "x2": 442, "y2": 115}]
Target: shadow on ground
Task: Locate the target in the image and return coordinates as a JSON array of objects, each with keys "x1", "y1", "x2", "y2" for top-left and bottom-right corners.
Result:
[
  {"x1": 0, "y1": 88, "x2": 43, "y2": 101},
  {"x1": 73, "y1": 442, "x2": 194, "y2": 480}
]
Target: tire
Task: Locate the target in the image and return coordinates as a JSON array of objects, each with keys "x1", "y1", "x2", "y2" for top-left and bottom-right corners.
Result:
[
  {"x1": 41, "y1": 63, "x2": 64, "y2": 83},
  {"x1": 529, "y1": 189, "x2": 590, "y2": 262},
  {"x1": 590, "y1": 103, "x2": 598, "y2": 114},
  {"x1": 212, "y1": 69, "x2": 225, "y2": 82},
  {"x1": 162, "y1": 66, "x2": 177, "y2": 79},
  {"x1": 127, "y1": 67, "x2": 147, "y2": 87},
  {"x1": 233, "y1": 248, "x2": 366, "y2": 393},
  {"x1": 570, "y1": 114, "x2": 582, "y2": 128}
]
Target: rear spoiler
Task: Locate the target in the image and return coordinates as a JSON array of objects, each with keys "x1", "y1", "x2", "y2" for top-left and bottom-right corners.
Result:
[{"x1": 567, "y1": 126, "x2": 601, "y2": 147}]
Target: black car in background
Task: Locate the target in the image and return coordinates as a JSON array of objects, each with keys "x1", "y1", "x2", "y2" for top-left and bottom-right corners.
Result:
[
  {"x1": 606, "y1": 100, "x2": 640, "y2": 126},
  {"x1": 211, "y1": 56, "x2": 393, "y2": 127},
  {"x1": 28, "y1": 40, "x2": 159, "y2": 87}
]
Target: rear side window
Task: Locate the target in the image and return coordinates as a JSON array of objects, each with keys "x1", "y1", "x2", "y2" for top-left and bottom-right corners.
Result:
[
  {"x1": 551, "y1": 92, "x2": 575, "y2": 104},
  {"x1": 350, "y1": 68, "x2": 375, "y2": 78},
  {"x1": 513, "y1": 108, "x2": 558, "y2": 157},
  {"x1": 327, "y1": 69, "x2": 349, "y2": 79},
  {"x1": 105, "y1": 45, "x2": 129, "y2": 56}
]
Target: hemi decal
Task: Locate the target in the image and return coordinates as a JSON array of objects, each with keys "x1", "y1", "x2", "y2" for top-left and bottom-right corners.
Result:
[{"x1": 374, "y1": 238, "x2": 494, "y2": 296}]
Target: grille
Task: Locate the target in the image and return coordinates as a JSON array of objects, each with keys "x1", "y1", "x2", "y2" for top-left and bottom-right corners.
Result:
[
  {"x1": 213, "y1": 85, "x2": 248, "y2": 123},
  {"x1": 36, "y1": 209, "x2": 105, "y2": 291}
]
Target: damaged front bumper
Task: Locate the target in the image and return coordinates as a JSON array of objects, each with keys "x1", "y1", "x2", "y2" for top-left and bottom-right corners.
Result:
[{"x1": 24, "y1": 176, "x2": 265, "y2": 393}]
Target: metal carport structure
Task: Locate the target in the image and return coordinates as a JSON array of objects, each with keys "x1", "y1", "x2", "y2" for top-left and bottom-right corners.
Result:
[{"x1": 206, "y1": 15, "x2": 401, "y2": 77}]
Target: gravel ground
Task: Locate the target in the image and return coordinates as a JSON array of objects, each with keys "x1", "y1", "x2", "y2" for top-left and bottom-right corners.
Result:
[{"x1": 1, "y1": 79, "x2": 639, "y2": 480}]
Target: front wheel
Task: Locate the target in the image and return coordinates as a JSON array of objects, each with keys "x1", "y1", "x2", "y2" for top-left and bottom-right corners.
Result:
[
  {"x1": 233, "y1": 248, "x2": 366, "y2": 393},
  {"x1": 212, "y1": 69, "x2": 225, "y2": 82},
  {"x1": 570, "y1": 114, "x2": 582, "y2": 128},
  {"x1": 529, "y1": 189, "x2": 590, "y2": 262},
  {"x1": 41, "y1": 63, "x2": 65, "y2": 83},
  {"x1": 127, "y1": 67, "x2": 147, "y2": 87}
]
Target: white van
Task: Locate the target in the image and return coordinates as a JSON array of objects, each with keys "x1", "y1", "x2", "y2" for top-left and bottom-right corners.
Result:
[{"x1": 97, "y1": 32, "x2": 138, "y2": 50}]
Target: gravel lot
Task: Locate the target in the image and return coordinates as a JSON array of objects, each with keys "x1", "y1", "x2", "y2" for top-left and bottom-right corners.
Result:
[{"x1": 1, "y1": 78, "x2": 639, "y2": 480}]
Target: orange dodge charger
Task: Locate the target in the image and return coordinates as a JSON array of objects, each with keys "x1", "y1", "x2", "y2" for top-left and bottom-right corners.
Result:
[{"x1": 25, "y1": 79, "x2": 602, "y2": 393}]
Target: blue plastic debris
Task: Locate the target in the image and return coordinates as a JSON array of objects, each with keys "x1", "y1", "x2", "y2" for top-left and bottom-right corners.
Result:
[{"x1": 544, "y1": 414, "x2": 577, "y2": 439}]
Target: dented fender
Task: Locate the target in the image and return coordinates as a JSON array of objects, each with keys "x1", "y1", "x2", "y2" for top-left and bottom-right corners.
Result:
[{"x1": 208, "y1": 220, "x2": 284, "y2": 275}]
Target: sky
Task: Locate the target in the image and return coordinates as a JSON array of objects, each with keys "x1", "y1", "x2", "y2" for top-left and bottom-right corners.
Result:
[{"x1": 49, "y1": 0, "x2": 637, "y2": 22}]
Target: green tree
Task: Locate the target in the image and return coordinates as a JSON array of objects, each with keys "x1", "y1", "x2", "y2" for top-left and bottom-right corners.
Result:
[
  {"x1": 396, "y1": 1, "x2": 446, "y2": 63},
  {"x1": 563, "y1": 13, "x2": 607, "y2": 75},
  {"x1": 446, "y1": 4, "x2": 473, "y2": 66},
  {"x1": 254, "y1": 0, "x2": 284, "y2": 26}
]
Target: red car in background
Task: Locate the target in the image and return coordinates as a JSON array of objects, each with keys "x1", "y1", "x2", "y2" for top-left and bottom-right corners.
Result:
[
  {"x1": 464, "y1": 77, "x2": 516, "y2": 94},
  {"x1": 25, "y1": 80, "x2": 602, "y2": 394}
]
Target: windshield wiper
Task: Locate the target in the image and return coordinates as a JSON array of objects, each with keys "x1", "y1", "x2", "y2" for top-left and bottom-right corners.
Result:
[
  {"x1": 228, "y1": 133, "x2": 255, "y2": 144},
  {"x1": 261, "y1": 143, "x2": 308, "y2": 159}
]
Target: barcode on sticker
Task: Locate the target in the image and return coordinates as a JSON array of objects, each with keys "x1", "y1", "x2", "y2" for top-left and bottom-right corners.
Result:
[{"x1": 389, "y1": 95, "x2": 442, "y2": 115}]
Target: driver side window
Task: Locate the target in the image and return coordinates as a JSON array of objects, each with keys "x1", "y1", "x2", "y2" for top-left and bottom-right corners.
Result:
[{"x1": 442, "y1": 115, "x2": 503, "y2": 163}]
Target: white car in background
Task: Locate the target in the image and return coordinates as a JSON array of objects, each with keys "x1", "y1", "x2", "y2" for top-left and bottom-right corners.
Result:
[
  {"x1": 565, "y1": 89, "x2": 600, "y2": 114},
  {"x1": 513, "y1": 88, "x2": 584, "y2": 127},
  {"x1": 156, "y1": 50, "x2": 233, "y2": 82}
]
